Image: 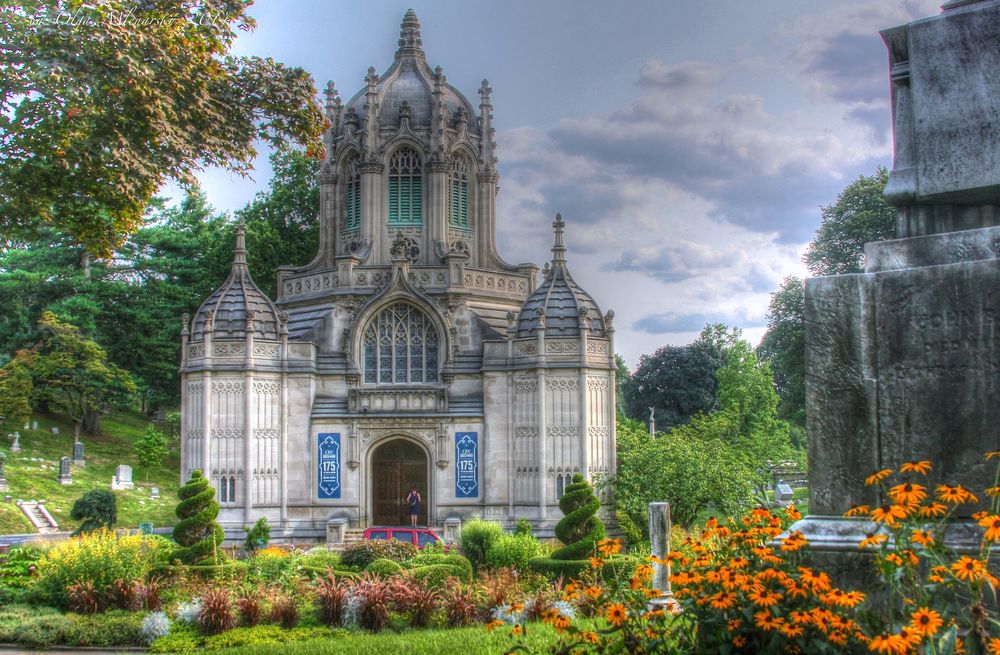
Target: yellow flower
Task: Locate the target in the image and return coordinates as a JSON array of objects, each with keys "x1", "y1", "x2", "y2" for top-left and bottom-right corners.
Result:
[
  {"x1": 511, "y1": 624, "x2": 523, "y2": 637},
  {"x1": 845, "y1": 505, "x2": 872, "y2": 517},
  {"x1": 987, "y1": 637, "x2": 1000, "y2": 655},
  {"x1": 911, "y1": 529, "x2": 935, "y2": 546},
  {"x1": 888, "y1": 482, "x2": 927, "y2": 505},
  {"x1": 583, "y1": 586, "x2": 601, "y2": 600},
  {"x1": 753, "y1": 610, "x2": 784, "y2": 631},
  {"x1": 606, "y1": 603, "x2": 627, "y2": 626},
  {"x1": 910, "y1": 607, "x2": 943, "y2": 637},
  {"x1": 589, "y1": 556, "x2": 605, "y2": 569},
  {"x1": 749, "y1": 587, "x2": 782, "y2": 607},
  {"x1": 485, "y1": 619, "x2": 504, "y2": 631},
  {"x1": 870, "y1": 504, "x2": 909, "y2": 526},
  {"x1": 710, "y1": 591, "x2": 737, "y2": 610},
  {"x1": 918, "y1": 503, "x2": 949, "y2": 518},
  {"x1": 865, "y1": 469, "x2": 893, "y2": 486},
  {"x1": 553, "y1": 614, "x2": 570, "y2": 632},
  {"x1": 899, "y1": 460, "x2": 932, "y2": 474},
  {"x1": 859, "y1": 533, "x2": 888, "y2": 549},
  {"x1": 580, "y1": 631, "x2": 599, "y2": 644},
  {"x1": 977, "y1": 514, "x2": 1000, "y2": 542},
  {"x1": 597, "y1": 538, "x2": 622, "y2": 556},
  {"x1": 868, "y1": 633, "x2": 908, "y2": 654},
  {"x1": 951, "y1": 556, "x2": 985, "y2": 581},
  {"x1": 986, "y1": 451, "x2": 1000, "y2": 460},
  {"x1": 936, "y1": 484, "x2": 979, "y2": 505}
]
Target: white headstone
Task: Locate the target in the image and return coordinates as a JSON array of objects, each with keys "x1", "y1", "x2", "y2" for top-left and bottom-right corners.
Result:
[
  {"x1": 111, "y1": 464, "x2": 134, "y2": 490},
  {"x1": 31, "y1": 421, "x2": 38, "y2": 430},
  {"x1": 150, "y1": 486, "x2": 160, "y2": 499},
  {"x1": 10, "y1": 432, "x2": 20, "y2": 453},
  {"x1": 774, "y1": 483, "x2": 795, "y2": 507},
  {"x1": 51, "y1": 427, "x2": 59, "y2": 435}
]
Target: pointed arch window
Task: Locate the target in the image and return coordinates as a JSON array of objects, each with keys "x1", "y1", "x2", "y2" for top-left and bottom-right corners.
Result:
[
  {"x1": 363, "y1": 302, "x2": 439, "y2": 384},
  {"x1": 449, "y1": 158, "x2": 469, "y2": 228},
  {"x1": 388, "y1": 148, "x2": 423, "y2": 226},
  {"x1": 344, "y1": 157, "x2": 361, "y2": 231}
]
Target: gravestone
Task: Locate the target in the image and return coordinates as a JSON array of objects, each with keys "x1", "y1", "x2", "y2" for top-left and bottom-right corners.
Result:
[
  {"x1": 10, "y1": 432, "x2": 20, "y2": 453},
  {"x1": 647, "y1": 502, "x2": 680, "y2": 612},
  {"x1": 3, "y1": 495, "x2": 11, "y2": 503},
  {"x1": 111, "y1": 464, "x2": 134, "y2": 490},
  {"x1": 72, "y1": 442, "x2": 85, "y2": 466},
  {"x1": 0, "y1": 456, "x2": 7, "y2": 493},
  {"x1": 773, "y1": 483, "x2": 795, "y2": 507},
  {"x1": 51, "y1": 427, "x2": 59, "y2": 435},
  {"x1": 22, "y1": 422, "x2": 28, "y2": 431},
  {"x1": 795, "y1": 1, "x2": 1000, "y2": 557},
  {"x1": 31, "y1": 421, "x2": 37, "y2": 431},
  {"x1": 150, "y1": 486, "x2": 160, "y2": 499},
  {"x1": 57, "y1": 457, "x2": 72, "y2": 485}
]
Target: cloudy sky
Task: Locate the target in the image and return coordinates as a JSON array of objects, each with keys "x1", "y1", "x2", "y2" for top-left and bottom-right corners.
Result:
[{"x1": 183, "y1": 0, "x2": 941, "y2": 367}]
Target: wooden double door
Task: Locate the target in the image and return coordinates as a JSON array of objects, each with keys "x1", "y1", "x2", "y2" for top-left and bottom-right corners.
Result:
[{"x1": 372, "y1": 439, "x2": 428, "y2": 526}]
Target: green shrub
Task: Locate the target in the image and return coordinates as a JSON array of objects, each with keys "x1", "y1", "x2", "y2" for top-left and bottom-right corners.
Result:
[
  {"x1": 616, "y1": 508, "x2": 644, "y2": 546},
  {"x1": 203, "y1": 625, "x2": 342, "y2": 650},
  {"x1": 457, "y1": 518, "x2": 503, "y2": 572},
  {"x1": 600, "y1": 554, "x2": 640, "y2": 582},
  {"x1": 67, "y1": 610, "x2": 145, "y2": 647},
  {"x1": 408, "y1": 563, "x2": 469, "y2": 588},
  {"x1": 244, "y1": 517, "x2": 271, "y2": 554},
  {"x1": 150, "y1": 622, "x2": 200, "y2": 653},
  {"x1": 339, "y1": 539, "x2": 417, "y2": 569},
  {"x1": 70, "y1": 489, "x2": 117, "y2": 535},
  {"x1": 365, "y1": 558, "x2": 404, "y2": 577},
  {"x1": 6, "y1": 613, "x2": 77, "y2": 648},
  {"x1": 172, "y1": 469, "x2": 224, "y2": 564},
  {"x1": 0, "y1": 605, "x2": 62, "y2": 643},
  {"x1": 551, "y1": 474, "x2": 605, "y2": 560},
  {"x1": 525, "y1": 556, "x2": 588, "y2": 581},
  {"x1": 33, "y1": 528, "x2": 165, "y2": 607},
  {"x1": 514, "y1": 518, "x2": 533, "y2": 536},
  {"x1": 300, "y1": 549, "x2": 341, "y2": 570},
  {"x1": 407, "y1": 553, "x2": 473, "y2": 580},
  {"x1": 0, "y1": 545, "x2": 41, "y2": 588},
  {"x1": 484, "y1": 533, "x2": 543, "y2": 570},
  {"x1": 300, "y1": 565, "x2": 360, "y2": 581},
  {"x1": 246, "y1": 550, "x2": 300, "y2": 585}
]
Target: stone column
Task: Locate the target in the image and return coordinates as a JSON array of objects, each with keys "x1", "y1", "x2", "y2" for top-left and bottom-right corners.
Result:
[
  {"x1": 201, "y1": 316, "x2": 213, "y2": 483},
  {"x1": 243, "y1": 319, "x2": 255, "y2": 516},
  {"x1": 536, "y1": 309, "x2": 547, "y2": 520},
  {"x1": 648, "y1": 502, "x2": 680, "y2": 612},
  {"x1": 279, "y1": 315, "x2": 289, "y2": 523}
]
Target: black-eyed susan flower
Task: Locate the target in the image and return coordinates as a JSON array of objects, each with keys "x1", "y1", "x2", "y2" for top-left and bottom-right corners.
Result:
[
  {"x1": 870, "y1": 504, "x2": 908, "y2": 526},
  {"x1": 888, "y1": 482, "x2": 927, "y2": 505},
  {"x1": 606, "y1": 603, "x2": 627, "y2": 626},
  {"x1": 951, "y1": 556, "x2": 985, "y2": 581},
  {"x1": 977, "y1": 514, "x2": 1000, "y2": 541},
  {"x1": 865, "y1": 469, "x2": 893, "y2": 486},
  {"x1": 899, "y1": 460, "x2": 932, "y2": 475},
  {"x1": 909, "y1": 607, "x2": 943, "y2": 637}
]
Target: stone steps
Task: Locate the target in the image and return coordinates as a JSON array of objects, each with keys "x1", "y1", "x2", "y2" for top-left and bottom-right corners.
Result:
[{"x1": 17, "y1": 501, "x2": 59, "y2": 534}]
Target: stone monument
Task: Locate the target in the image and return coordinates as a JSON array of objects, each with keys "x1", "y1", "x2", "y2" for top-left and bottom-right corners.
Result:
[
  {"x1": 31, "y1": 421, "x2": 37, "y2": 431},
  {"x1": 10, "y1": 432, "x2": 19, "y2": 453},
  {"x1": 72, "y1": 441, "x2": 85, "y2": 467},
  {"x1": 648, "y1": 502, "x2": 680, "y2": 612},
  {"x1": 150, "y1": 486, "x2": 160, "y2": 499},
  {"x1": 111, "y1": 464, "x2": 134, "y2": 490},
  {"x1": 796, "y1": 0, "x2": 1000, "y2": 556},
  {"x1": 0, "y1": 453, "x2": 8, "y2": 493},
  {"x1": 57, "y1": 456, "x2": 72, "y2": 485}
]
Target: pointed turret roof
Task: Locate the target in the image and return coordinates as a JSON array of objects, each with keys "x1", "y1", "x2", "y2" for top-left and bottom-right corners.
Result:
[
  {"x1": 516, "y1": 215, "x2": 607, "y2": 338},
  {"x1": 191, "y1": 223, "x2": 281, "y2": 341}
]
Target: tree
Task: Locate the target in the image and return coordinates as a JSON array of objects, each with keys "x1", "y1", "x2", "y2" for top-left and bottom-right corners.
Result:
[
  {"x1": 0, "y1": 350, "x2": 35, "y2": 427},
  {"x1": 135, "y1": 425, "x2": 168, "y2": 481},
  {"x1": 70, "y1": 489, "x2": 117, "y2": 535},
  {"x1": 803, "y1": 168, "x2": 896, "y2": 276},
  {"x1": 172, "y1": 469, "x2": 223, "y2": 564},
  {"x1": 237, "y1": 147, "x2": 320, "y2": 298},
  {"x1": 0, "y1": 0, "x2": 325, "y2": 256},
  {"x1": 614, "y1": 354, "x2": 629, "y2": 417},
  {"x1": 15, "y1": 312, "x2": 136, "y2": 442},
  {"x1": 757, "y1": 277, "x2": 806, "y2": 431},
  {"x1": 621, "y1": 332, "x2": 726, "y2": 428}
]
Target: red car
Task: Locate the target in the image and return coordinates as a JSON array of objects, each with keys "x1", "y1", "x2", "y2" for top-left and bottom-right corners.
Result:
[{"x1": 362, "y1": 526, "x2": 442, "y2": 548}]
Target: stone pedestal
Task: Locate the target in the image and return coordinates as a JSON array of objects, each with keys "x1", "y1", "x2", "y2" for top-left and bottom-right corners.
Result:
[
  {"x1": 111, "y1": 464, "x2": 134, "y2": 490},
  {"x1": 647, "y1": 502, "x2": 680, "y2": 612},
  {"x1": 443, "y1": 516, "x2": 462, "y2": 544},
  {"x1": 796, "y1": 0, "x2": 1000, "y2": 561},
  {"x1": 325, "y1": 516, "x2": 349, "y2": 546}
]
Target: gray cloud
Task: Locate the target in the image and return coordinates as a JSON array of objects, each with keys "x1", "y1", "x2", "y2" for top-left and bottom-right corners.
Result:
[
  {"x1": 847, "y1": 105, "x2": 892, "y2": 144},
  {"x1": 805, "y1": 31, "x2": 889, "y2": 105},
  {"x1": 638, "y1": 59, "x2": 725, "y2": 91},
  {"x1": 633, "y1": 310, "x2": 767, "y2": 334}
]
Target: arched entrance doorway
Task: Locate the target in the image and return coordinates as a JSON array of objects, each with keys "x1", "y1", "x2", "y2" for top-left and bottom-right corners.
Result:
[{"x1": 371, "y1": 439, "x2": 428, "y2": 526}]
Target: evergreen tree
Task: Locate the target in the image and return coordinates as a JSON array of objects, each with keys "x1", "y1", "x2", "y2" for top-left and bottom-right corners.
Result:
[
  {"x1": 134, "y1": 425, "x2": 169, "y2": 481},
  {"x1": 70, "y1": 489, "x2": 117, "y2": 535},
  {"x1": 551, "y1": 474, "x2": 606, "y2": 561},
  {"x1": 173, "y1": 470, "x2": 224, "y2": 564}
]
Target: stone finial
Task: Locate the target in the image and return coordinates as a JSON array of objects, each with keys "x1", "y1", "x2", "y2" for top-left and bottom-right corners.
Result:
[
  {"x1": 324, "y1": 81, "x2": 341, "y2": 121},
  {"x1": 395, "y1": 9, "x2": 425, "y2": 62},
  {"x1": 232, "y1": 222, "x2": 248, "y2": 268},
  {"x1": 180, "y1": 313, "x2": 190, "y2": 336},
  {"x1": 365, "y1": 66, "x2": 378, "y2": 86},
  {"x1": 478, "y1": 79, "x2": 492, "y2": 103},
  {"x1": 551, "y1": 213, "x2": 567, "y2": 263},
  {"x1": 604, "y1": 309, "x2": 615, "y2": 331}
]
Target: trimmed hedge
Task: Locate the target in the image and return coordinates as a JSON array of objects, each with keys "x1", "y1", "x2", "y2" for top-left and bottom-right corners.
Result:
[
  {"x1": 300, "y1": 565, "x2": 360, "y2": 581},
  {"x1": 457, "y1": 519, "x2": 503, "y2": 572},
  {"x1": 408, "y1": 563, "x2": 469, "y2": 587},
  {"x1": 525, "y1": 556, "x2": 588, "y2": 581},
  {"x1": 173, "y1": 470, "x2": 224, "y2": 564},
  {"x1": 365, "y1": 558, "x2": 404, "y2": 577},
  {"x1": 339, "y1": 539, "x2": 417, "y2": 569},
  {"x1": 484, "y1": 533, "x2": 543, "y2": 570},
  {"x1": 407, "y1": 553, "x2": 474, "y2": 580},
  {"x1": 0, "y1": 606, "x2": 144, "y2": 649}
]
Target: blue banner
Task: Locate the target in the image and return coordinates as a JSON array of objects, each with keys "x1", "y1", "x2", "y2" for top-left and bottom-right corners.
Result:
[
  {"x1": 318, "y1": 433, "x2": 341, "y2": 499},
  {"x1": 455, "y1": 432, "x2": 479, "y2": 498}
]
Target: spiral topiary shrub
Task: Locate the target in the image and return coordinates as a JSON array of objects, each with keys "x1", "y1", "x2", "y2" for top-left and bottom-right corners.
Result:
[
  {"x1": 172, "y1": 470, "x2": 224, "y2": 564},
  {"x1": 528, "y1": 473, "x2": 605, "y2": 579}
]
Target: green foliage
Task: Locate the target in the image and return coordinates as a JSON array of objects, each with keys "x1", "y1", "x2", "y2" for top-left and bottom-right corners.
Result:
[
  {"x1": 457, "y1": 518, "x2": 504, "y2": 572},
  {"x1": 514, "y1": 517, "x2": 533, "y2": 536},
  {"x1": 0, "y1": 351, "x2": 34, "y2": 426},
  {"x1": 0, "y1": 545, "x2": 41, "y2": 589},
  {"x1": 33, "y1": 528, "x2": 164, "y2": 607},
  {"x1": 407, "y1": 563, "x2": 470, "y2": 588},
  {"x1": 621, "y1": 328, "x2": 726, "y2": 427},
  {"x1": 135, "y1": 425, "x2": 169, "y2": 481},
  {"x1": 526, "y1": 556, "x2": 588, "y2": 581},
  {"x1": 65, "y1": 610, "x2": 145, "y2": 647},
  {"x1": 803, "y1": 167, "x2": 896, "y2": 276},
  {"x1": 551, "y1": 474, "x2": 605, "y2": 561},
  {"x1": 364, "y1": 558, "x2": 404, "y2": 577},
  {"x1": 69, "y1": 489, "x2": 117, "y2": 535},
  {"x1": 485, "y1": 532, "x2": 544, "y2": 570},
  {"x1": 299, "y1": 550, "x2": 340, "y2": 571},
  {"x1": 757, "y1": 276, "x2": 806, "y2": 431},
  {"x1": 8, "y1": 312, "x2": 135, "y2": 440},
  {"x1": 149, "y1": 622, "x2": 200, "y2": 653},
  {"x1": 339, "y1": 538, "x2": 417, "y2": 570},
  {"x1": 244, "y1": 517, "x2": 271, "y2": 554},
  {"x1": 203, "y1": 626, "x2": 341, "y2": 651},
  {"x1": 245, "y1": 551, "x2": 299, "y2": 586},
  {"x1": 0, "y1": 1, "x2": 325, "y2": 257},
  {"x1": 407, "y1": 553, "x2": 474, "y2": 581},
  {"x1": 172, "y1": 469, "x2": 223, "y2": 564}
]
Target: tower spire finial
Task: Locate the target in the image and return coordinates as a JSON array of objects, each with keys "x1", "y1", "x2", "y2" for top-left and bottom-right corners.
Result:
[
  {"x1": 395, "y1": 9, "x2": 425, "y2": 63},
  {"x1": 551, "y1": 213, "x2": 566, "y2": 264},
  {"x1": 232, "y1": 221, "x2": 248, "y2": 268}
]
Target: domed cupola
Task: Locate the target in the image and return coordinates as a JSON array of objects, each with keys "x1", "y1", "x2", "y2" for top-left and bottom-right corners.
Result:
[
  {"x1": 337, "y1": 9, "x2": 480, "y2": 137},
  {"x1": 517, "y1": 215, "x2": 607, "y2": 338},
  {"x1": 191, "y1": 223, "x2": 281, "y2": 341}
]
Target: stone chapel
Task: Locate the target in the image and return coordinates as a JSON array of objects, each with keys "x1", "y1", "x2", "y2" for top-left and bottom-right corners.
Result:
[{"x1": 179, "y1": 10, "x2": 617, "y2": 541}]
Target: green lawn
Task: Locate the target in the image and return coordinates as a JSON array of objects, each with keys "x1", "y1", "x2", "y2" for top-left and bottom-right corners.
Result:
[
  {"x1": 0, "y1": 411, "x2": 181, "y2": 534},
  {"x1": 210, "y1": 624, "x2": 564, "y2": 655}
]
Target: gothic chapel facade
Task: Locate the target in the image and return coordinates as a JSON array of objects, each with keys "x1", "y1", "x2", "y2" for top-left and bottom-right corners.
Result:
[{"x1": 179, "y1": 10, "x2": 617, "y2": 540}]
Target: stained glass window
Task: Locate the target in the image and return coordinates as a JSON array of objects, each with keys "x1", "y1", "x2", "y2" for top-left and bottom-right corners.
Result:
[
  {"x1": 388, "y1": 148, "x2": 423, "y2": 226},
  {"x1": 362, "y1": 303, "x2": 439, "y2": 384}
]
